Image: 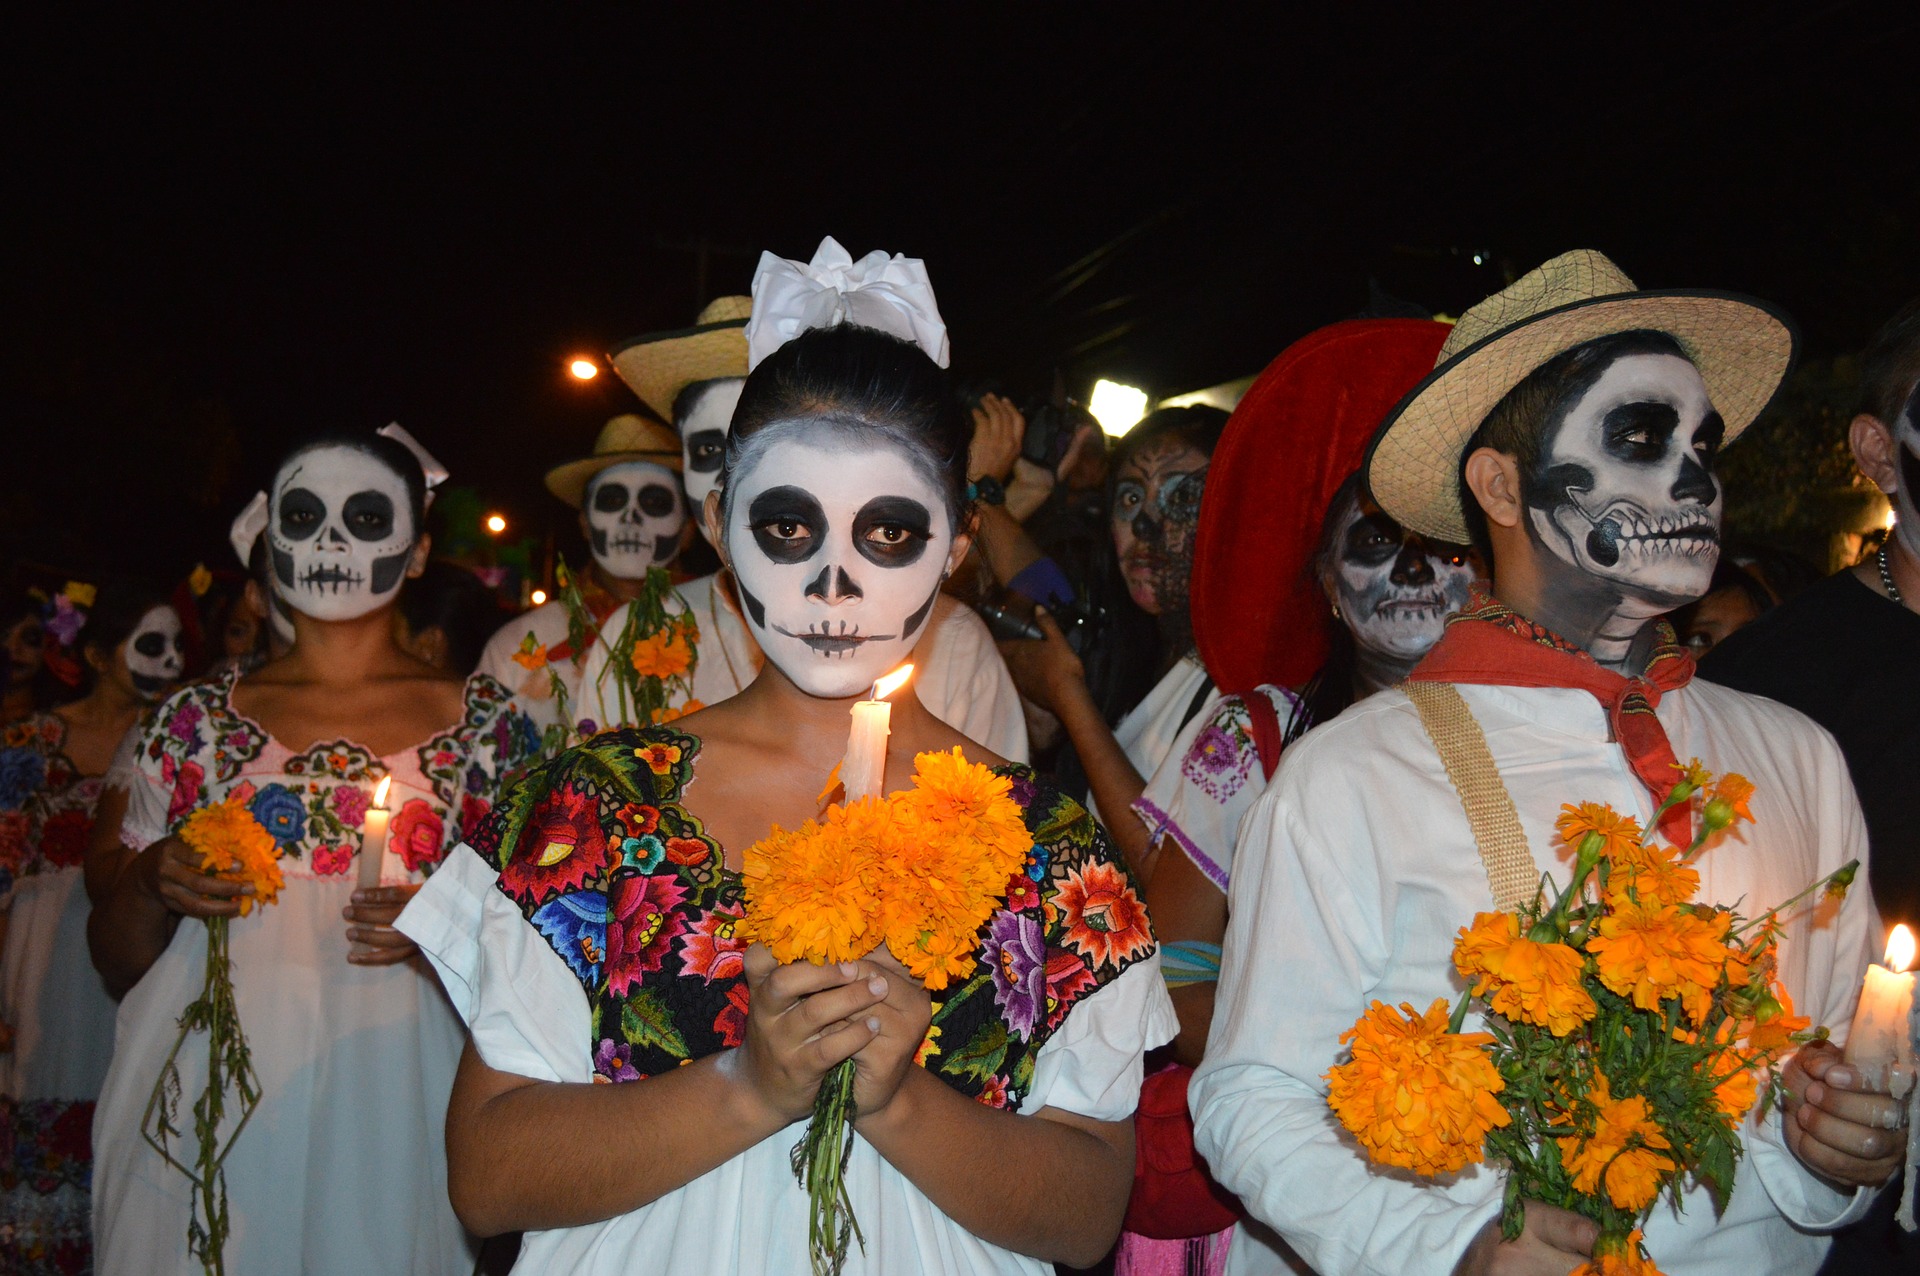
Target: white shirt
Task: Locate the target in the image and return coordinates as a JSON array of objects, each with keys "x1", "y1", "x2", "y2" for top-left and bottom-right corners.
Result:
[
  {"x1": 1097, "y1": 655, "x2": 1216, "y2": 829},
  {"x1": 1190, "y1": 678, "x2": 1877, "y2": 1276}
]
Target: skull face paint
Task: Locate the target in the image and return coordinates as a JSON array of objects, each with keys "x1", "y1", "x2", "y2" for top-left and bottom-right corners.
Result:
[
  {"x1": 1525, "y1": 353, "x2": 1724, "y2": 611},
  {"x1": 724, "y1": 430, "x2": 953, "y2": 698},
  {"x1": 1111, "y1": 437, "x2": 1209, "y2": 617},
  {"x1": 268, "y1": 445, "x2": 418, "y2": 622},
  {"x1": 124, "y1": 605, "x2": 184, "y2": 700},
  {"x1": 678, "y1": 378, "x2": 745, "y2": 525},
  {"x1": 584, "y1": 461, "x2": 686, "y2": 579},
  {"x1": 1331, "y1": 499, "x2": 1477, "y2": 663}
]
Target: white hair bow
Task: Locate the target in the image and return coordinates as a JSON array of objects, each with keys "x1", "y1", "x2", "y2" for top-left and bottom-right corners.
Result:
[
  {"x1": 230, "y1": 491, "x2": 269, "y2": 567},
  {"x1": 379, "y1": 422, "x2": 450, "y2": 507},
  {"x1": 744, "y1": 236, "x2": 949, "y2": 371}
]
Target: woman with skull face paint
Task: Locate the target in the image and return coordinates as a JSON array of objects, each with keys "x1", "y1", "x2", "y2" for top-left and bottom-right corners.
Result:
[
  {"x1": 0, "y1": 579, "x2": 181, "y2": 1274},
  {"x1": 398, "y1": 319, "x2": 1176, "y2": 1276},
  {"x1": 85, "y1": 432, "x2": 540, "y2": 1276}
]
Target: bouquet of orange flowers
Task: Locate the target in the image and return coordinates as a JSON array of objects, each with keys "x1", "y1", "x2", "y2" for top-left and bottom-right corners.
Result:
[
  {"x1": 141, "y1": 795, "x2": 286, "y2": 1276},
  {"x1": 1327, "y1": 763, "x2": 1857, "y2": 1276},
  {"x1": 739, "y1": 748, "x2": 1031, "y2": 1276}
]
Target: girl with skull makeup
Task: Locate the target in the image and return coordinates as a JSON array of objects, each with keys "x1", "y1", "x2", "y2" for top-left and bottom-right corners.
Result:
[
  {"x1": 399, "y1": 322, "x2": 1176, "y2": 1276},
  {"x1": 0, "y1": 579, "x2": 182, "y2": 1274},
  {"x1": 84, "y1": 431, "x2": 540, "y2": 1276}
]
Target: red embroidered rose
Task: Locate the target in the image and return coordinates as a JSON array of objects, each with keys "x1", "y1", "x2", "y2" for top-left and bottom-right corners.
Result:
[
  {"x1": 0, "y1": 811, "x2": 29, "y2": 870},
  {"x1": 164, "y1": 757, "x2": 205, "y2": 822},
  {"x1": 664, "y1": 836, "x2": 710, "y2": 867},
  {"x1": 1043, "y1": 949, "x2": 1098, "y2": 1030},
  {"x1": 714, "y1": 981, "x2": 751, "y2": 1047},
  {"x1": 615, "y1": 803, "x2": 661, "y2": 839},
  {"x1": 312, "y1": 844, "x2": 353, "y2": 876},
  {"x1": 38, "y1": 809, "x2": 92, "y2": 868},
  {"x1": 1056, "y1": 861, "x2": 1153, "y2": 969},
  {"x1": 605, "y1": 872, "x2": 688, "y2": 998},
  {"x1": 459, "y1": 793, "x2": 491, "y2": 840},
  {"x1": 390, "y1": 798, "x2": 446, "y2": 874},
  {"x1": 1003, "y1": 871, "x2": 1040, "y2": 913},
  {"x1": 679, "y1": 907, "x2": 746, "y2": 982},
  {"x1": 499, "y1": 784, "x2": 610, "y2": 903}
]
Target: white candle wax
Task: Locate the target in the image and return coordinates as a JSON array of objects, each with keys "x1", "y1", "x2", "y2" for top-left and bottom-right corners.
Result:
[
  {"x1": 1847, "y1": 952, "x2": 1917, "y2": 1091},
  {"x1": 357, "y1": 776, "x2": 395, "y2": 892},
  {"x1": 842, "y1": 699, "x2": 891, "y2": 803}
]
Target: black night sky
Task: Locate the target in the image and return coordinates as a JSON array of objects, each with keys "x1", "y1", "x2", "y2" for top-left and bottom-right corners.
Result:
[{"x1": 5, "y1": 3, "x2": 1917, "y2": 581}]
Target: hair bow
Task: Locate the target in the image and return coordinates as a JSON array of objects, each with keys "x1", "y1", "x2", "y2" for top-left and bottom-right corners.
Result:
[
  {"x1": 744, "y1": 236, "x2": 949, "y2": 371},
  {"x1": 379, "y1": 422, "x2": 450, "y2": 508},
  {"x1": 230, "y1": 490, "x2": 269, "y2": 567}
]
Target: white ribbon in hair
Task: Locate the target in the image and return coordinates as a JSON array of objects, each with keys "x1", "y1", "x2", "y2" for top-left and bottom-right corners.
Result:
[
  {"x1": 744, "y1": 236, "x2": 949, "y2": 371},
  {"x1": 229, "y1": 490, "x2": 269, "y2": 567},
  {"x1": 378, "y1": 422, "x2": 450, "y2": 508}
]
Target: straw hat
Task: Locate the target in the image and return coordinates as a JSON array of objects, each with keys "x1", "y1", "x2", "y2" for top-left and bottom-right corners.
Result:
[
  {"x1": 544, "y1": 414, "x2": 683, "y2": 509},
  {"x1": 608, "y1": 296, "x2": 753, "y2": 422},
  {"x1": 1191, "y1": 319, "x2": 1452, "y2": 694},
  {"x1": 1366, "y1": 250, "x2": 1797, "y2": 543}
]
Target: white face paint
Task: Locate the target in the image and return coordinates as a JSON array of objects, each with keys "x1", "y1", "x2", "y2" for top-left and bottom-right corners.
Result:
[
  {"x1": 1331, "y1": 501, "x2": 1477, "y2": 663},
  {"x1": 679, "y1": 378, "x2": 744, "y2": 535},
  {"x1": 268, "y1": 445, "x2": 418, "y2": 621},
  {"x1": 584, "y1": 461, "x2": 686, "y2": 579},
  {"x1": 1888, "y1": 383, "x2": 1920, "y2": 563},
  {"x1": 124, "y1": 605, "x2": 184, "y2": 700},
  {"x1": 724, "y1": 430, "x2": 953, "y2": 698},
  {"x1": 1525, "y1": 353, "x2": 1724, "y2": 613}
]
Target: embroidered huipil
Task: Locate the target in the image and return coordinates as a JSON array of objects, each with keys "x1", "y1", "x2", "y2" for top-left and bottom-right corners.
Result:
[
  {"x1": 398, "y1": 726, "x2": 1175, "y2": 1275},
  {"x1": 90, "y1": 670, "x2": 538, "y2": 1276},
  {"x1": 1190, "y1": 677, "x2": 1878, "y2": 1276}
]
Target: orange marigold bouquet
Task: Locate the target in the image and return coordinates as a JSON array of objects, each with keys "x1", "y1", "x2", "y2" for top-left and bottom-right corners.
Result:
[
  {"x1": 739, "y1": 748, "x2": 1031, "y2": 1276},
  {"x1": 141, "y1": 795, "x2": 286, "y2": 1276},
  {"x1": 1326, "y1": 763, "x2": 1858, "y2": 1276}
]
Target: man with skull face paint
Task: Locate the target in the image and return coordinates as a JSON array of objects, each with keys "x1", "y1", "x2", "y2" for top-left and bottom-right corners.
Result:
[
  {"x1": 401, "y1": 249, "x2": 1173, "y2": 1275},
  {"x1": 475, "y1": 413, "x2": 694, "y2": 733},
  {"x1": 87, "y1": 431, "x2": 539, "y2": 1276},
  {"x1": 607, "y1": 291, "x2": 1028, "y2": 760},
  {"x1": 1193, "y1": 253, "x2": 1897, "y2": 1276},
  {"x1": 0, "y1": 580, "x2": 181, "y2": 1274}
]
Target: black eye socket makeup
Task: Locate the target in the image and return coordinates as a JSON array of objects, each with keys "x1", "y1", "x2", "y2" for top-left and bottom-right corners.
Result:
[
  {"x1": 852, "y1": 496, "x2": 933, "y2": 567},
  {"x1": 343, "y1": 491, "x2": 396, "y2": 541},
  {"x1": 591, "y1": 483, "x2": 630, "y2": 514},
  {"x1": 279, "y1": 488, "x2": 325, "y2": 538},
  {"x1": 686, "y1": 430, "x2": 725, "y2": 473},
  {"x1": 748, "y1": 486, "x2": 828, "y2": 564},
  {"x1": 637, "y1": 485, "x2": 677, "y2": 518}
]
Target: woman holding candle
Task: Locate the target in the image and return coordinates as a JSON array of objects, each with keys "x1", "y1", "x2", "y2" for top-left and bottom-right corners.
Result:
[
  {"x1": 83, "y1": 429, "x2": 539, "y2": 1276},
  {"x1": 399, "y1": 250, "x2": 1176, "y2": 1276}
]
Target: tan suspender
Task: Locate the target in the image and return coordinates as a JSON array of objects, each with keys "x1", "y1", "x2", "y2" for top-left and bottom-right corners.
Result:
[{"x1": 1402, "y1": 682, "x2": 1541, "y2": 914}]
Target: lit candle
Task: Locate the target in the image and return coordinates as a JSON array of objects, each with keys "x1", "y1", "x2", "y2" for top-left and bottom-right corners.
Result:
[
  {"x1": 1844, "y1": 923, "x2": 1918, "y2": 1228},
  {"x1": 841, "y1": 665, "x2": 913, "y2": 803},
  {"x1": 358, "y1": 775, "x2": 394, "y2": 892}
]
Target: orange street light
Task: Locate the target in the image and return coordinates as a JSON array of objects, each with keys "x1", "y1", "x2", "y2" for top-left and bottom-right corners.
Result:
[
  {"x1": 485, "y1": 513, "x2": 507, "y2": 535},
  {"x1": 569, "y1": 357, "x2": 599, "y2": 381},
  {"x1": 529, "y1": 589, "x2": 549, "y2": 606}
]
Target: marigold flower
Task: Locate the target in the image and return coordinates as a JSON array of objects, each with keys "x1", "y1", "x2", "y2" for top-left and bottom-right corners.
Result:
[
  {"x1": 511, "y1": 639, "x2": 548, "y2": 671},
  {"x1": 1557, "y1": 1074, "x2": 1676, "y2": 1211},
  {"x1": 1605, "y1": 841, "x2": 1701, "y2": 908},
  {"x1": 1589, "y1": 898, "x2": 1730, "y2": 1025},
  {"x1": 1572, "y1": 1230, "x2": 1663, "y2": 1276},
  {"x1": 1453, "y1": 912, "x2": 1597, "y2": 1036},
  {"x1": 1708, "y1": 773, "x2": 1755, "y2": 827},
  {"x1": 1743, "y1": 983, "x2": 1810, "y2": 1058},
  {"x1": 1556, "y1": 803, "x2": 1643, "y2": 861},
  {"x1": 178, "y1": 797, "x2": 285, "y2": 916},
  {"x1": 1326, "y1": 998, "x2": 1509, "y2": 1177},
  {"x1": 631, "y1": 629, "x2": 694, "y2": 680},
  {"x1": 738, "y1": 819, "x2": 879, "y2": 965}
]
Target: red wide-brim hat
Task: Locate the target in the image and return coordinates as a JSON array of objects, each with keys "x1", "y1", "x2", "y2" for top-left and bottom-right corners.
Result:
[{"x1": 1192, "y1": 318, "x2": 1453, "y2": 694}]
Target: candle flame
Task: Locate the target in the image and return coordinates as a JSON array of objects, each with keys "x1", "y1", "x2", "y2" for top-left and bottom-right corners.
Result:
[
  {"x1": 873, "y1": 665, "x2": 914, "y2": 700},
  {"x1": 373, "y1": 775, "x2": 393, "y2": 808},
  {"x1": 1887, "y1": 924, "x2": 1916, "y2": 973}
]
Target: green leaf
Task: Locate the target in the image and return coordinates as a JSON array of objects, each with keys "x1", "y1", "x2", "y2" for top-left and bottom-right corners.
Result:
[
  {"x1": 947, "y1": 1022, "x2": 1009, "y2": 1083},
  {"x1": 621, "y1": 988, "x2": 690, "y2": 1060}
]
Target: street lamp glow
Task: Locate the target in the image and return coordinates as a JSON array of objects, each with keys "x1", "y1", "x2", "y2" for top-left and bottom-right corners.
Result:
[
  {"x1": 485, "y1": 514, "x2": 507, "y2": 535},
  {"x1": 529, "y1": 589, "x2": 549, "y2": 606},
  {"x1": 568, "y1": 358, "x2": 599, "y2": 381},
  {"x1": 1088, "y1": 379, "x2": 1150, "y2": 437}
]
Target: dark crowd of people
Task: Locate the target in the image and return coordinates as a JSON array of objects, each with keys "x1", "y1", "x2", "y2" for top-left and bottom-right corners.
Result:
[{"x1": 0, "y1": 239, "x2": 1915, "y2": 1276}]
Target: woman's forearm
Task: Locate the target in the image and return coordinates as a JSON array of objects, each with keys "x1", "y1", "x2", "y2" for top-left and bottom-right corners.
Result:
[
  {"x1": 445, "y1": 1042, "x2": 789, "y2": 1236},
  {"x1": 1052, "y1": 683, "x2": 1152, "y2": 874},
  {"x1": 856, "y1": 1067, "x2": 1134, "y2": 1267},
  {"x1": 86, "y1": 845, "x2": 175, "y2": 998}
]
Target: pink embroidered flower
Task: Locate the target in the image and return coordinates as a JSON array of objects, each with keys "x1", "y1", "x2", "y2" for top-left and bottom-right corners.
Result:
[
  {"x1": 1003, "y1": 871, "x2": 1040, "y2": 913},
  {"x1": 976, "y1": 1074, "x2": 1011, "y2": 1109},
  {"x1": 390, "y1": 798, "x2": 446, "y2": 874},
  {"x1": 605, "y1": 872, "x2": 688, "y2": 997},
  {"x1": 167, "y1": 701, "x2": 205, "y2": 741},
  {"x1": 679, "y1": 907, "x2": 746, "y2": 982},
  {"x1": 312, "y1": 844, "x2": 353, "y2": 876},
  {"x1": 163, "y1": 757, "x2": 205, "y2": 822},
  {"x1": 459, "y1": 793, "x2": 491, "y2": 840},
  {"x1": 431, "y1": 750, "x2": 458, "y2": 770},
  {"x1": 330, "y1": 784, "x2": 372, "y2": 827}
]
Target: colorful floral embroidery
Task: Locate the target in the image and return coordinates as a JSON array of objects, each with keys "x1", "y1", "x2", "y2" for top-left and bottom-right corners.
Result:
[
  {"x1": 1179, "y1": 700, "x2": 1259, "y2": 802},
  {"x1": 0, "y1": 717, "x2": 106, "y2": 896},
  {"x1": 476, "y1": 726, "x2": 1155, "y2": 1112}
]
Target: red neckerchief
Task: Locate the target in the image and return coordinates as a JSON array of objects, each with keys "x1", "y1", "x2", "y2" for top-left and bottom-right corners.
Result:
[
  {"x1": 545, "y1": 576, "x2": 627, "y2": 664},
  {"x1": 1407, "y1": 590, "x2": 1698, "y2": 846}
]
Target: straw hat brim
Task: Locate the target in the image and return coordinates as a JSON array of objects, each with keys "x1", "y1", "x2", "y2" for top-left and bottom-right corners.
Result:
[
  {"x1": 1367, "y1": 289, "x2": 1798, "y2": 544},
  {"x1": 544, "y1": 450, "x2": 683, "y2": 510},
  {"x1": 609, "y1": 320, "x2": 750, "y2": 422}
]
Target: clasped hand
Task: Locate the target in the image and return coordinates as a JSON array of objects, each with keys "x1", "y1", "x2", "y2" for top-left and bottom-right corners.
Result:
[
  {"x1": 737, "y1": 943, "x2": 933, "y2": 1128},
  {"x1": 1781, "y1": 1038, "x2": 1908, "y2": 1189}
]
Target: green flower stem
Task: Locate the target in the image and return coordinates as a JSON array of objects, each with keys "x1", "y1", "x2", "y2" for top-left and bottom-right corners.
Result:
[
  {"x1": 790, "y1": 1057, "x2": 864, "y2": 1276},
  {"x1": 1731, "y1": 859, "x2": 1859, "y2": 936}
]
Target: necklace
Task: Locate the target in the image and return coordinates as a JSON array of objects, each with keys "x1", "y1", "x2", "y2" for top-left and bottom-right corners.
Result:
[{"x1": 1879, "y1": 546, "x2": 1905, "y2": 607}]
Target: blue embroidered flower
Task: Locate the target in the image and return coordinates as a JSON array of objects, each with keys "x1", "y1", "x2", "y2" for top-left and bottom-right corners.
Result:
[
  {"x1": 248, "y1": 784, "x2": 307, "y2": 847},
  {"x1": 1024, "y1": 840, "x2": 1050, "y2": 883},
  {"x1": 0, "y1": 748, "x2": 46, "y2": 811},
  {"x1": 619, "y1": 833, "x2": 667, "y2": 874},
  {"x1": 532, "y1": 891, "x2": 608, "y2": 984}
]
